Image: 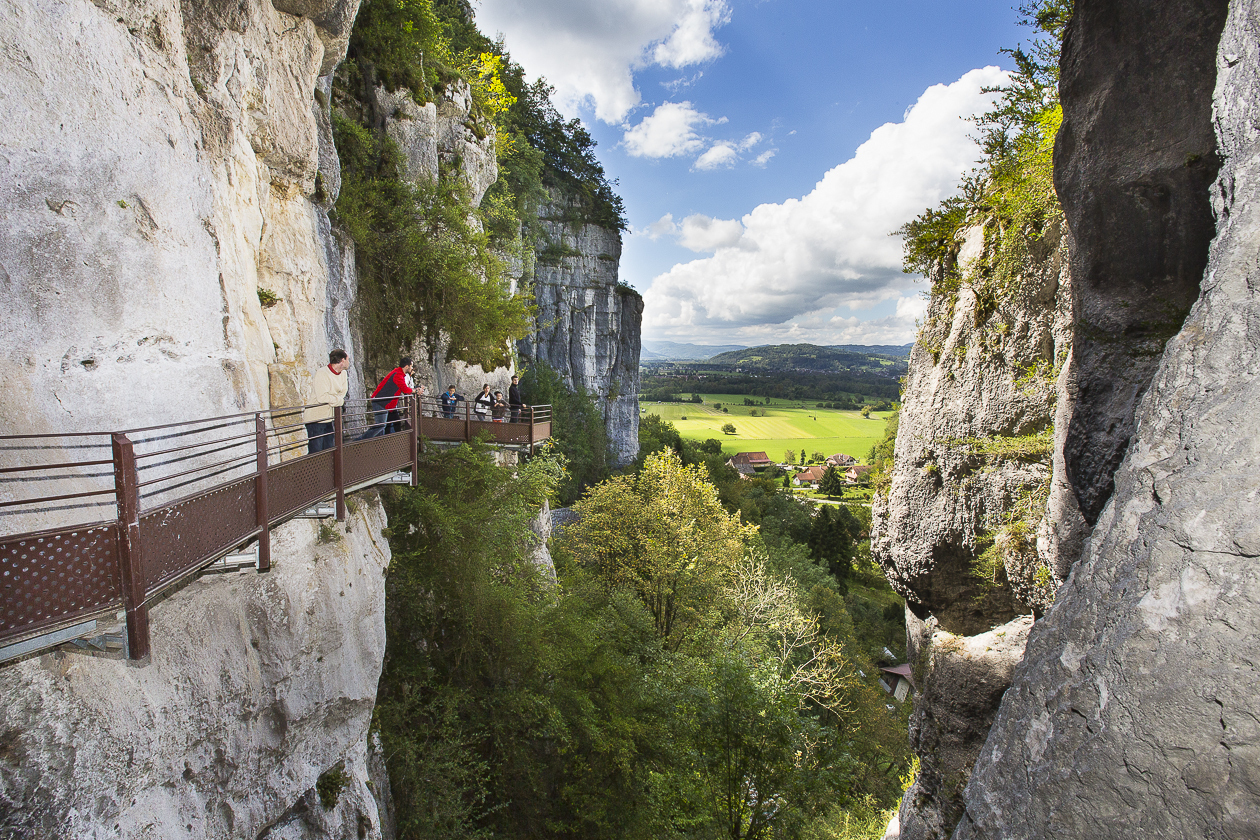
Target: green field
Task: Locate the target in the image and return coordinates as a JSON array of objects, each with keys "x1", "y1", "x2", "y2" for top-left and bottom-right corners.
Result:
[{"x1": 642, "y1": 394, "x2": 888, "y2": 464}]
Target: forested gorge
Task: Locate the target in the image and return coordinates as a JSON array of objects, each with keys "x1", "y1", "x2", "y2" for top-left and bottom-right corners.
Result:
[{"x1": 376, "y1": 440, "x2": 912, "y2": 840}]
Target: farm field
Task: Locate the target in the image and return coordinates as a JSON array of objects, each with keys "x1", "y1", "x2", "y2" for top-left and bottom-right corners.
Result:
[{"x1": 642, "y1": 395, "x2": 890, "y2": 463}]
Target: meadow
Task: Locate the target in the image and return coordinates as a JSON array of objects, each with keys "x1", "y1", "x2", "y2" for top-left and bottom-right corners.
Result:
[{"x1": 642, "y1": 394, "x2": 889, "y2": 463}]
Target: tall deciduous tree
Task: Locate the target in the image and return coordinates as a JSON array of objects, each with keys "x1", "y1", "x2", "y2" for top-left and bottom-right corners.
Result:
[{"x1": 558, "y1": 450, "x2": 754, "y2": 647}]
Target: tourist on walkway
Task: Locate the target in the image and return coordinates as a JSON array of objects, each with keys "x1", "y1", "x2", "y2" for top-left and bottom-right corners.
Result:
[
  {"x1": 440, "y1": 385, "x2": 464, "y2": 419},
  {"x1": 508, "y1": 375, "x2": 524, "y2": 423},
  {"x1": 474, "y1": 383, "x2": 493, "y2": 421},
  {"x1": 303, "y1": 349, "x2": 350, "y2": 454},
  {"x1": 364, "y1": 357, "x2": 414, "y2": 439},
  {"x1": 491, "y1": 390, "x2": 508, "y2": 422}
]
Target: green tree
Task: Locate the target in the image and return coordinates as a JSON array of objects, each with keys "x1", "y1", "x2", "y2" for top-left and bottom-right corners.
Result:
[
  {"x1": 784, "y1": 449, "x2": 796, "y2": 465},
  {"x1": 519, "y1": 361, "x2": 608, "y2": 504},
  {"x1": 723, "y1": 422, "x2": 737, "y2": 435},
  {"x1": 819, "y1": 465, "x2": 846, "y2": 497},
  {"x1": 557, "y1": 450, "x2": 755, "y2": 647},
  {"x1": 809, "y1": 505, "x2": 863, "y2": 584}
]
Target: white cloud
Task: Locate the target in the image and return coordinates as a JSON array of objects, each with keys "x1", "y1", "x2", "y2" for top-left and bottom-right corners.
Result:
[
  {"x1": 689, "y1": 131, "x2": 766, "y2": 170},
  {"x1": 624, "y1": 101, "x2": 721, "y2": 158},
  {"x1": 646, "y1": 213, "x2": 679, "y2": 239},
  {"x1": 678, "y1": 214, "x2": 744, "y2": 251},
  {"x1": 642, "y1": 67, "x2": 1008, "y2": 343},
  {"x1": 751, "y1": 149, "x2": 776, "y2": 167},
  {"x1": 693, "y1": 142, "x2": 738, "y2": 170},
  {"x1": 474, "y1": 0, "x2": 731, "y2": 123}
]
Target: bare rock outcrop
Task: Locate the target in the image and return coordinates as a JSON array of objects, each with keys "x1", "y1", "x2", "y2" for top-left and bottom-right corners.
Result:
[
  {"x1": 872, "y1": 219, "x2": 1076, "y2": 838},
  {"x1": 0, "y1": 505, "x2": 392, "y2": 839},
  {"x1": 1055, "y1": 0, "x2": 1227, "y2": 524},
  {"x1": 0, "y1": 1, "x2": 402, "y2": 836},
  {"x1": 954, "y1": 1, "x2": 1260, "y2": 835},
  {"x1": 518, "y1": 197, "x2": 643, "y2": 465}
]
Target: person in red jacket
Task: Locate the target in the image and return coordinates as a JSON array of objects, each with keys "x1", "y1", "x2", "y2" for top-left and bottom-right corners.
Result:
[{"x1": 363, "y1": 357, "x2": 414, "y2": 439}]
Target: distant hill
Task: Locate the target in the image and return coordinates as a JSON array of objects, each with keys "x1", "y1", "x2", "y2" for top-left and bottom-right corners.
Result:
[
  {"x1": 641, "y1": 341, "x2": 747, "y2": 361},
  {"x1": 828, "y1": 343, "x2": 913, "y2": 358},
  {"x1": 705, "y1": 344, "x2": 909, "y2": 375}
]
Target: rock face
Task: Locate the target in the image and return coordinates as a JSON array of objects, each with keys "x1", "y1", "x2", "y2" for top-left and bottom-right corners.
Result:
[
  {"x1": 0, "y1": 1, "x2": 399, "y2": 836},
  {"x1": 877, "y1": 0, "x2": 1260, "y2": 837},
  {"x1": 0, "y1": 504, "x2": 392, "y2": 840},
  {"x1": 872, "y1": 219, "x2": 1077, "y2": 838},
  {"x1": 518, "y1": 200, "x2": 643, "y2": 465},
  {"x1": 954, "y1": 1, "x2": 1260, "y2": 836},
  {"x1": 365, "y1": 81, "x2": 517, "y2": 400},
  {"x1": 1054, "y1": 0, "x2": 1228, "y2": 524}
]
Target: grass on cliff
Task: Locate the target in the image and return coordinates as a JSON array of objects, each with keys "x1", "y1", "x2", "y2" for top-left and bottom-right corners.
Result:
[{"x1": 898, "y1": 0, "x2": 1070, "y2": 317}]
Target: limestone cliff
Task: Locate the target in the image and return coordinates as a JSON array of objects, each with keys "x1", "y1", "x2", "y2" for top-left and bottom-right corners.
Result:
[
  {"x1": 0, "y1": 504, "x2": 392, "y2": 839},
  {"x1": 957, "y1": 1, "x2": 1258, "y2": 835},
  {"x1": 362, "y1": 81, "x2": 516, "y2": 399},
  {"x1": 0, "y1": 1, "x2": 395, "y2": 836},
  {"x1": 873, "y1": 216, "x2": 1078, "y2": 838},
  {"x1": 875, "y1": 0, "x2": 1260, "y2": 837},
  {"x1": 517, "y1": 195, "x2": 643, "y2": 466}
]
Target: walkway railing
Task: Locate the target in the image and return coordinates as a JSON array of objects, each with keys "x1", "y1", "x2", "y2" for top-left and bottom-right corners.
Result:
[{"x1": 0, "y1": 395, "x2": 551, "y2": 663}]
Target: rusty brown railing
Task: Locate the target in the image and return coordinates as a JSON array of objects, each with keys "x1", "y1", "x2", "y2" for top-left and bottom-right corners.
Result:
[{"x1": 0, "y1": 395, "x2": 551, "y2": 662}]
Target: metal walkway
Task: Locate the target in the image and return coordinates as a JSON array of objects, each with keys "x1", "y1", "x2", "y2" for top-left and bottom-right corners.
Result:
[{"x1": 0, "y1": 395, "x2": 551, "y2": 663}]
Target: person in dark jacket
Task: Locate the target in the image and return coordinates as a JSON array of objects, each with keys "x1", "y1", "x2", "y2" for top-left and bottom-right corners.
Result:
[
  {"x1": 508, "y1": 375, "x2": 524, "y2": 423},
  {"x1": 491, "y1": 390, "x2": 508, "y2": 422},
  {"x1": 363, "y1": 357, "x2": 414, "y2": 439},
  {"x1": 440, "y1": 385, "x2": 464, "y2": 419}
]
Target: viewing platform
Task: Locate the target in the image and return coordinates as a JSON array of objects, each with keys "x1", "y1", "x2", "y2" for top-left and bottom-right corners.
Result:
[{"x1": 0, "y1": 395, "x2": 551, "y2": 664}]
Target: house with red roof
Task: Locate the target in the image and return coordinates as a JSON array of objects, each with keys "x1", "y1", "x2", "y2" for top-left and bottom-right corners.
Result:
[{"x1": 727, "y1": 451, "x2": 772, "y2": 471}]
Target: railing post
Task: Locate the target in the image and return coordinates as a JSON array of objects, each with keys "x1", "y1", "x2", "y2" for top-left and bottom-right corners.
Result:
[
  {"x1": 465, "y1": 398, "x2": 471, "y2": 444},
  {"x1": 112, "y1": 433, "x2": 150, "y2": 661},
  {"x1": 528, "y1": 406, "x2": 535, "y2": 452},
  {"x1": 333, "y1": 407, "x2": 346, "y2": 521},
  {"x1": 255, "y1": 414, "x2": 271, "y2": 572},
  {"x1": 409, "y1": 394, "x2": 419, "y2": 487}
]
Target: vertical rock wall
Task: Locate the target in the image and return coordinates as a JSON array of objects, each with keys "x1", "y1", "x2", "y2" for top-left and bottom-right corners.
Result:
[
  {"x1": 872, "y1": 217, "x2": 1077, "y2": 839},
  {"x1": 877, "y1": 0, "x2": 1257, "y2": 837},
  {"x1": 955, "y1": 1, "x2": 1260, "y2": 836},
  {"x1": 0, "y1": 1, "x2": 397, "y2": 837},
  {"x1": 517, "y1": 199, "x2": 643, "y2": 465}
]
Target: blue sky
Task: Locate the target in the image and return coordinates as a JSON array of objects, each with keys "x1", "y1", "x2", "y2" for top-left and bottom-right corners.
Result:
[{"x1": 474, "y1": 0, "x2": 1029, "y2": 345}]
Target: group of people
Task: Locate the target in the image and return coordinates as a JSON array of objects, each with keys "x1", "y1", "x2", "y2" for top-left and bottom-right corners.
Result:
[
  {"x1": 301, "y1": 350, "x2": 528, "y2": 454},
  {"x1": 438, "y1": 377, "x2": 526, "y2": 422}
]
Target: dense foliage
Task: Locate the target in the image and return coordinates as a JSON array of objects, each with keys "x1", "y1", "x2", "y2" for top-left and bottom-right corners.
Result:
[
  {"x1": 333, "y1": 0, "x2": 626, "y2": 375},
  {"x1": 518, "y1": 361, "x2": 609, "y2": 505},
  {"x1": 376, "y1": 437, "x2": 911, "y2": 840},
  {"x1": 333, "y1": 114, "x2": 532, "y2": 372}
]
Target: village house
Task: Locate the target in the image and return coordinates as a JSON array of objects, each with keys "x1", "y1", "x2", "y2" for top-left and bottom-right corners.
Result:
[
  {"x1": 844, "y1": 465, "x2": 873, "y2": 483},
  {"x1": 825, "y1": 453, "x2": 857, "y2": 468},
  {"x1": 879, "y1": 664, "x2": 915, "y2": 703},
  {"x1": 726, "y1": 451, "x2": 772, "y2": 472},
  {"x1": 792, "y1": 465, "x2": 827, "y2": 488}
]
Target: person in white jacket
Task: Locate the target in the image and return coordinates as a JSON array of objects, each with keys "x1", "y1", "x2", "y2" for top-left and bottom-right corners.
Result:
[{"x1": 303, "y1": 349, "x2": 350, "y2": 453}]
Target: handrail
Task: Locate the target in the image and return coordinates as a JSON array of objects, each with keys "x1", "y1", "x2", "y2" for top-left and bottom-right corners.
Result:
[{"x1": 0, "y1": 393, "x2": 553, "y2": 664}]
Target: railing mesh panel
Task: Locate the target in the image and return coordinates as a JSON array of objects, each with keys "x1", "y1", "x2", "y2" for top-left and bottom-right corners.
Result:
[
  {"x1": 0, "y1": 523, "x2": 121, "y2": 646},
  {"x1": 343, "y1": 433, "x2": 411, "y2": 487},
  {"x1": 140, "y1": 476, "x2": 257, "y2": 597},
  {"x1": 267, "y1": 451, "x2": 334, "y2": 524}
]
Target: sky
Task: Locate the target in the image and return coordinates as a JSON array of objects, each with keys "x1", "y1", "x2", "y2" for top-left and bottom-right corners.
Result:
[{"x1": 472, "y1": 0, "x2": 1030, "y2": 346}]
